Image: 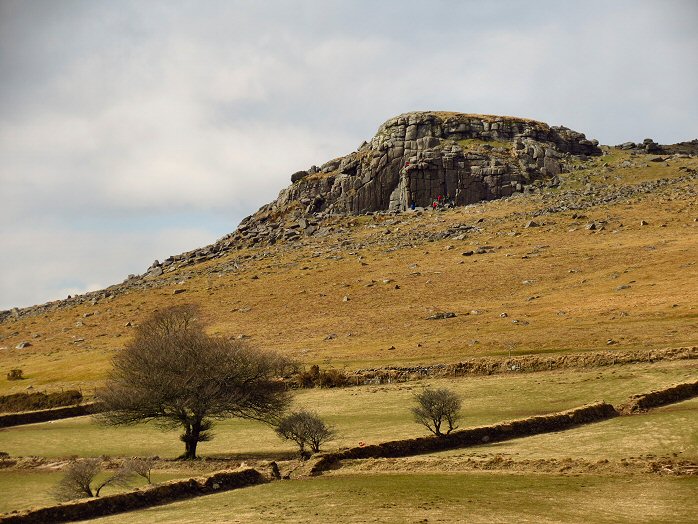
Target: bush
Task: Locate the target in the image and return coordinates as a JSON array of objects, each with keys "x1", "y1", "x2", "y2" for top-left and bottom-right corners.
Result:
[
  {"x1": 412, "y1": 387, "x2": 462, "y2": 436},
  {"x1": 317, "y1": 369, "x2": 350, "y2": 388},
  {"x1": 6, "y1": 369, "x2": 24, "y2": 381},
  {"x1": 276, "y1": 410, "x2": 336, "y2": 458},
  {"x1": 53, "y1": 459, "x2": 133, "y2": 500},
  {"x1": 292, "y1": 365, "x2": 350, "y2": 388},
  {"x1": 122, "y1": 457, "x2": 156, "y2": 484}
]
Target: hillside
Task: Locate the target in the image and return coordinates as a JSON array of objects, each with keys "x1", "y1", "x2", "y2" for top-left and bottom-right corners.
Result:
[{"x1": 0, "y1": 112, "x2": 697, "y2": 394}]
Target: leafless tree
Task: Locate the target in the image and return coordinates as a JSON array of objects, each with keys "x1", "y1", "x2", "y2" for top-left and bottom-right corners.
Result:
[
  {"x1": 53, "y1": 459, "x2": 131, "y2": 500},
  {"x1": 276, "y1": 410, "x2": 336, "y2": 458},
  {"x1": 411, "y1": 387, "x2": 462, "y2": 436},
  {"x1": 96, "y1": 305, "x2": 291, "y2": 459},
  {"x1": 122, "y1": 457, "x2": 156, "y2": 484}
]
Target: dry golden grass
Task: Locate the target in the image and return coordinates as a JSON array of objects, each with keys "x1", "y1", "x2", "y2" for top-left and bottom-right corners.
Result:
[{"x1": 1, "y1": 150, "x2": 696, "y2": 395}]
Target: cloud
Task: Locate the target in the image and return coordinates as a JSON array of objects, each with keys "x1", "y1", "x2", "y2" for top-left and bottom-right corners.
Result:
[
  {"x1": 1, "y1": 0, "x2": 696, "y2": 309},
  {"x1": 0, "y1": 224, "x2": 215, "y2": 310}
]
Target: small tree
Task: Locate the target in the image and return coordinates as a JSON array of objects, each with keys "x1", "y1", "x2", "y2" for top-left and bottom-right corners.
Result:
[
  {"x1": 96, "y1": 305, "x2": 291, "y2": 459},
  {"x1": 411, "y1": 387, "x2": 462, "y2": 436},
  {"x1": 122, "y1": 457, "x2": 156, "y2": 484},
  {"x1": 53, "y1": 459, "x2": 131, "y2": 500},
  {"x1": 276, "y1": 410, "x2": 336, "y2": 458}
]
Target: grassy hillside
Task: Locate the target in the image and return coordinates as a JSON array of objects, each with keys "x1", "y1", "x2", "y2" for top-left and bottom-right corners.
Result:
[{"x1": 0, "y1": 148, "x2": 696, "y2": 395}]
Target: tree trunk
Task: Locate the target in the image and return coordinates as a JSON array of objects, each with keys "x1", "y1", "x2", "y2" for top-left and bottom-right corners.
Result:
[{"x1": 181, "y1": 420, "x2": 201, "y2": 460}]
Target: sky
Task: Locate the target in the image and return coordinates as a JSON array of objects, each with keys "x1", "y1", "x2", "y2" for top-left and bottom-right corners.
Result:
[{"x1": 1, "y1": 0, "x2": 697, "y2": 310}]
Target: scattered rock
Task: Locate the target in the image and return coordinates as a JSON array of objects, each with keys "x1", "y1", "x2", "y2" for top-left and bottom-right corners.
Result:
[{"x1": 427, "y1": 312, "x2": 456, "y2": 320}]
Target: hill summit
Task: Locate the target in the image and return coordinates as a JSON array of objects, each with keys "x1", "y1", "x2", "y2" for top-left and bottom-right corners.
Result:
[
  {"x1": 2, "y1": 111, "x2": 695, "y2": 327},
  {"x1": 225, "y1": 111, "x2": 600, "y2": 248},
  {"x1": 262, "y1": 111, "x2": 600, "y2": 214}
]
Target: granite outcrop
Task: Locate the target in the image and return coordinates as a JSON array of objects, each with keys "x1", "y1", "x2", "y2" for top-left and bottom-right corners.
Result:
[{"x1": 270, "y1": 111, "x2": 601, "y2": 216}]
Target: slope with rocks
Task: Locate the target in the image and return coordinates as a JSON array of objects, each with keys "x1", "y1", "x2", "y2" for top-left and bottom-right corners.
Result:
[
  {"x1": 0, "y1": 112, "x2": 696, "y2": 394},
  {"x1": 1, "y1": 112, "x2": 600, "y2": 323}
]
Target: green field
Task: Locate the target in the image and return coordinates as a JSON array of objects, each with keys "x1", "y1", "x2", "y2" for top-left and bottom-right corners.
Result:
[
  {"x1": 0, "y1": 361, "x2": 695, "y2": 519},
  {"x1": 1, "y1": 361, "x2": 694, "y2": 459},
  {"x1": 89, "y1": 472, "x2": 698, "y2": 524}
]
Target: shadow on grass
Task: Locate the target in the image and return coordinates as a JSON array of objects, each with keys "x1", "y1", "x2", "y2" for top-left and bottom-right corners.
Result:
[{"x1": 196, "y1": 451, "x2": 298, "y2": 462}]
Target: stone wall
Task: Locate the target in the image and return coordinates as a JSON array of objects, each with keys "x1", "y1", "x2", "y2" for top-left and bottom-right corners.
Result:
[
  {"x1": 309, "y1": 402, "x2": 617, "y2": 474},
  {"x1": 0, "y1": 468, "x2": 265, "y2": 524},
  {"x1": 618, "y1": 380, "x2": 698, "y2": 414},
  {"x1": 0, "y1": 403, "x2": 103, "y2": 428}
]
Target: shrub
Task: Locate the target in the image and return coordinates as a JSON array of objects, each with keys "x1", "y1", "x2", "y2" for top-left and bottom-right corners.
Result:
[
  {"x1": 292, "y1": 365, "x2": 349, "y2": 388},
  {"x1": 412, "y1": 387, "x2": 462, "y2": 436},
  {"x1": 276, "y1": 410, "x2": 336, "y2": 458},
  {"x1": 53, "y1": 459, "x2": 132, "y2": 500},
  {"x1": 6, "y1": 369, "x2": 24, "y2": 381},
  {"x1": 317, "y1": 369, "x2": 350, "y2": 388},
  {"x1": 122, "y1": 457, "x2": 156, "y2": 484}
]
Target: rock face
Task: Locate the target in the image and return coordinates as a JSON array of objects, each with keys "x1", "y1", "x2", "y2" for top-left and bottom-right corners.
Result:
[{"x1": 271, "y1": 112, "x2": 601, "y2": 215}]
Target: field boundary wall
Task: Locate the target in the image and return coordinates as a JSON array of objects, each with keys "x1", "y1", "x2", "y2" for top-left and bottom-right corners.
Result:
[
  {"x1": 0, "y1": 468, "x2": 265, "y2": 524},
  {"x1": 0, "y1": 403, "x2": 103, "y2": 428}
]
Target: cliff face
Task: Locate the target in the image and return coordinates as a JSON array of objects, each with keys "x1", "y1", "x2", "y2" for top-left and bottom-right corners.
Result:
[{"x1": 271, "y1": 111, "x2": 600, "y2": 216}]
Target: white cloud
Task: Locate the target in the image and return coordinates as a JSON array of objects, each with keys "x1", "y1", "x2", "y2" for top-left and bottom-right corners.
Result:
[
  {"x1": 0, "y1": 225, "x2": 215, "y2": 310},
  {"x1": 1, "y1": 0, "x2": 696, "y2": 309}
]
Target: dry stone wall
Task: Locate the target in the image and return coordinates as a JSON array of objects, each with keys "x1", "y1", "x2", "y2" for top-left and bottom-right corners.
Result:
[
  {"x1": 0, "y1": 402, "x2": 103, "y2": 428},
  {"x1": 0, "y1": 468, "x2": 265, "y2": 524},
  {"x1": 308, "y1": 402, "x2": 617, "y2": 474},
  {"x1": 618, "y1": 380, "x2": 698, "y2": 414}
]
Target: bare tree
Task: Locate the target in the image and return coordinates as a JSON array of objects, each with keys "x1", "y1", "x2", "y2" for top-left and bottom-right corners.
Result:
[
  {"x1": 96, "y1": 305, "x2": 291, "y2": 459},
  {"x1": 53, "y1": 459, "x2": 131, "y2": 501},
  {"x1": 411, "y1": 387, "x2": 462, "y2": 436},
  {"x1": 122, "y1": 457, "x2": 156, "y2": 484},
  {"x1": 276, "y1": 410, "x2": 336, "y2": 458}
]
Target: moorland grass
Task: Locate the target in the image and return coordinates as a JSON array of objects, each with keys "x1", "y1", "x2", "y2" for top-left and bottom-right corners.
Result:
[
  {"x1": 89, "y1": 472, "x2": 698, "y2": 524},
  {"x1": 0, "y1": 470, "x2": 59, "y2": 514}
]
